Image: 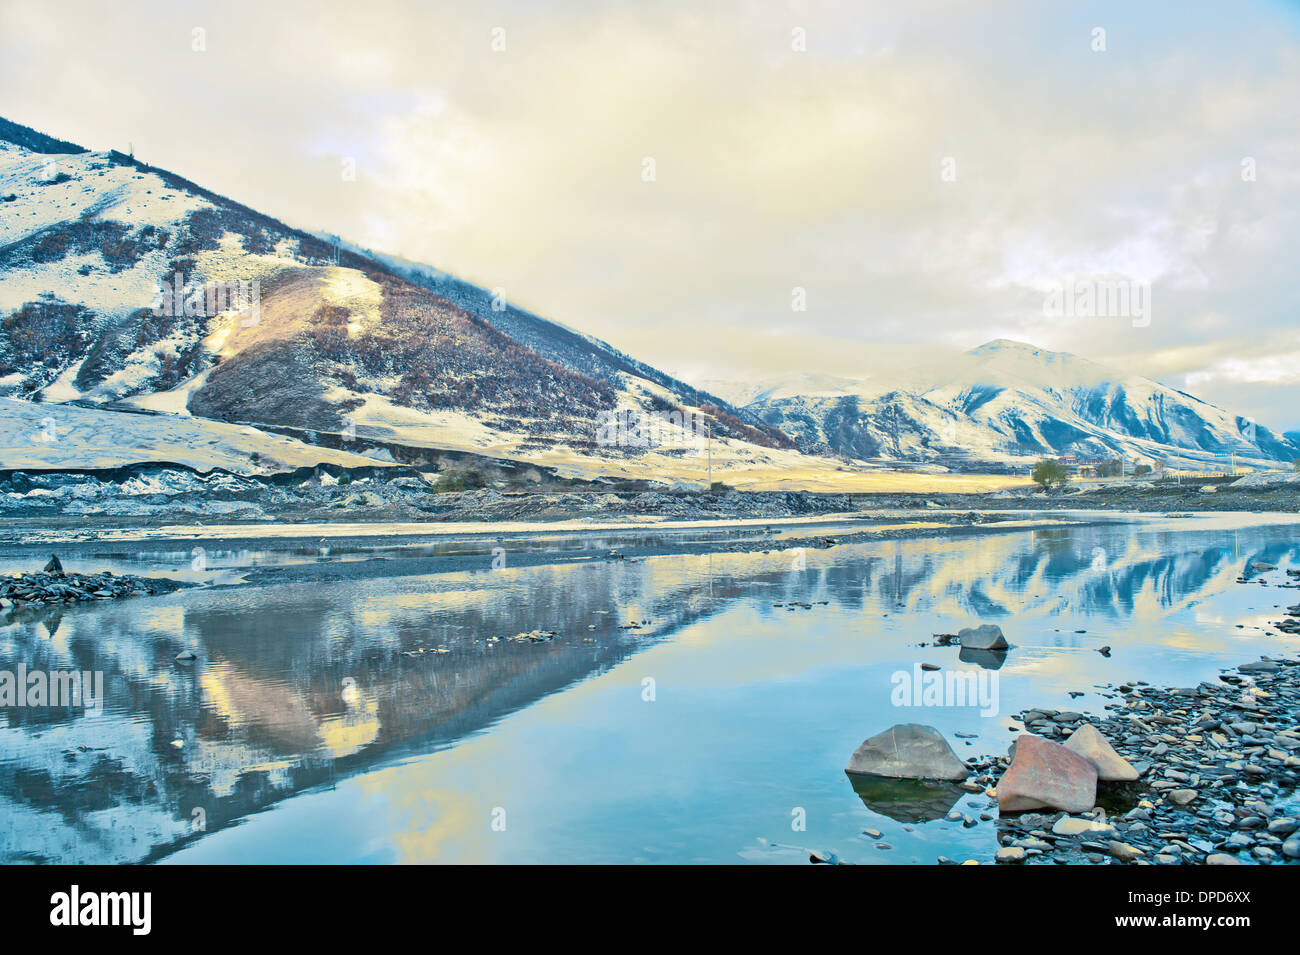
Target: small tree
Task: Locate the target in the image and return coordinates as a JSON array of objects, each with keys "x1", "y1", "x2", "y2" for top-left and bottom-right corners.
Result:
[{"x1": 1032, "y1": 458, "x2": 1069, "y2": 490}]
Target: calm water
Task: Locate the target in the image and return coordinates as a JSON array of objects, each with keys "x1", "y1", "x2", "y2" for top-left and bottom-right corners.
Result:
[{"x1": 1, "y1": 513, "x2": 1298, "y2": 864}]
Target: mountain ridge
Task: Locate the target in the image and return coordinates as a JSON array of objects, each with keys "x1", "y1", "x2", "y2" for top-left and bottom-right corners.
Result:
[
  {"x1": 743, "y1": 338, "x2": 1300, "y2": 470},
  {"x1": 1, "y1": 115, "x2": 1293, "y2": 479},
  {"x1": 0, "y1": 116, "x2": 795, "y2": 480}
]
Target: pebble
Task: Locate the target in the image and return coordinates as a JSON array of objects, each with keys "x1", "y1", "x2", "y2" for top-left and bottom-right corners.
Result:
[
  {"x1": 988, "y1": 657, "x2": 1300, "y2": 866},
  {"x1": 1109, "y1": 841, "x2": 1144, "y2": 862}
]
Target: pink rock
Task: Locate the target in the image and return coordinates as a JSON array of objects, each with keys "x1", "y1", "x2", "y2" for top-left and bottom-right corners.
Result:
[{"x1": 998, "y1": 734, "x2": 1097, "y2": 814}]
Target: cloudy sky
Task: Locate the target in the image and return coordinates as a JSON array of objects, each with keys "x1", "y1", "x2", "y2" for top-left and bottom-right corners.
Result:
[{"x1": 3, "y1": 0, "x2": 1298, "y2": 430}]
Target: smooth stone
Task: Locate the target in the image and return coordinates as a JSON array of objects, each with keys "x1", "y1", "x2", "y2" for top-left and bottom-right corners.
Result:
[
  {"x1": 1109, "y1": 841, "x2": 1144, "y2": 862},
  {"x1": 1207, "y1": 853, "x2": 1242, "y2": 865},
  {"x1": 958, "y1": 624, "x2": 1009, "y2": 651},
  {"x1": 1013, "y1": 837, "x2": 1052, "y2": 851},
  {"x1": 998, "y1": 735, "x2": 1098, "y2": 814},
  {"x1": 1063, "y1": 724, "x2": 1139, "y2": 781},
  {"x1": 995, "y1": 846, "x2": 1026, "y2": 863},
  {"x1": 1167, "y1": 789, "x2": 1198, "y2": 806},
  {"x1": 1239, "y1": 661, "x2": 1279, "y2": 673},
  {"x1": 1053, "y1": 816, "x2": 1115, "y2": 837},
  {"x1": 845, "y1": 723, "x2": 968, "y2": 780}
]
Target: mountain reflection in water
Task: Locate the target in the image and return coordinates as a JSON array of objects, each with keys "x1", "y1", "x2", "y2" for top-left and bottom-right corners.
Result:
[{"x1": 0, "y1": 515, "x2": 1297, "y2": 864}]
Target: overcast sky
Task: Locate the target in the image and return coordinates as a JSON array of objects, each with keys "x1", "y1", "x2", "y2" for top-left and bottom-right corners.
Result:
[{"x1": 3, "y1": 0, "x2": 1298, "y2": 431}]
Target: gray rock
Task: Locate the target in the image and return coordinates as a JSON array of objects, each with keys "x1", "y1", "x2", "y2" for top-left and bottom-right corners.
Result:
[
  {"x1": 845, "y1": 723, "x2": 968, "y2": 781},
  {"x1": 1053, "y1": 815, "x2": 1115, "y2": 837},
  {"x1": 1239, "y1": 660, "x2": 1279, "y2": 673},
  {"x1": 958, "y1": 624, "x2": 1009, "y2": 651},
  {"x1": 1109, "y1": 841, "x2": 1144, "y2": 862}
]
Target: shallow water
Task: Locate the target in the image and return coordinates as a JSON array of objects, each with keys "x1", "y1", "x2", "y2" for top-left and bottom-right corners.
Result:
[{"x1": 1, "y1": 513, "x2": 1298, "y2": 864}]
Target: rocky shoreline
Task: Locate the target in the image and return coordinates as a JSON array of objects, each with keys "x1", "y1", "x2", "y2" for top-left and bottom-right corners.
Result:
[
  {"x1": 835, "y1": 616, "x2": 1300, "y2": 866},
  {"x1": 852, "y1": 655, "x2": 1300, "y2": 866},
  {"x1": 981, "y1": 656, "x2": 1300, "y2": 865},
  {"x1": 2, "y1": 460, "x2": 1299, "y2": 532},
  {"x1": 0, "y1": 568, "x2": 186, "y2": 610}
]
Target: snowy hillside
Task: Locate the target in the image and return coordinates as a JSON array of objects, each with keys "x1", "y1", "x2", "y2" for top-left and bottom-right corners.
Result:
[
  {"x1": 6, "y1": 113, "x2": 1290, "y2": 482},
  {"x1": 0, "y1": 117, "x2": 795, "y2": 477},
  {"x1": 0, "y1": 398, "x2": 386, "y2": 474},
  {"x1": 695, "y1": 371, "x2": 872, "y2": 409},
  {"x1": 748, "y1": 340, "x2": 1300, "y2": 469},
  {"x1": 338, "y1": 242, "x2": 772, "y2": 432}
]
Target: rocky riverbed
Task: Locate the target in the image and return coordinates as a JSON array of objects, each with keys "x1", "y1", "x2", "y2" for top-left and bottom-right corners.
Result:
[
  {"x1": 835, "y1": 648, "x2": 1300, "y2": 865},
  {"x1": 0, "y1": 568, "x2": 186, "y2": 610},
  {"x1": 958, "y1": 657, "x2": 1300, "y2": 865},
  {"x1": 1, "y1": 460, "x2": 1298, "y2": 533},
  {"x1": 983, "y1": 656, "x2": 1300, "y2": 865}
]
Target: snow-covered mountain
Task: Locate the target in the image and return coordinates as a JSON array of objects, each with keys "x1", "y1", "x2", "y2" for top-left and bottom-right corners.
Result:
[
  {"x1": 695, "y1": 371, "x2": 870, "y2": 409},
  {"x1": 5, "y1": 114, "x2": 1292, "y2": 481},
  {"x1": 746, "y1": 340, "x2": 1300, "y2": 469},
  {"x1": 0, "y1": 116, "x2": 793, "y2": 477}
]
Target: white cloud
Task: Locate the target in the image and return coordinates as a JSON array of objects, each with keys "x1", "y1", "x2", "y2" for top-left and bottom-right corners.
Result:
[
  {"x1": 1186, "y1": 353, "x2": 1300, "y2": 388},
  {"x1": 1, "y1": 0, "x2": 1298, "y2": 428}
]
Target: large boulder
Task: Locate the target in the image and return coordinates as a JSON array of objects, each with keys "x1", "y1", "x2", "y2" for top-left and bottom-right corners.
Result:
[
  {"x1": 1063, "y1": 724, "x2": 1139, "y2": 782},
  {"x1": 997, "y1": 734, "x2": 1097, "y2": 813},
  {"x1": 845, "y1": 723, "x2": 968, "y2": 781},
  {"x1": 958, "y1": 624, "x2": 1008, "y2": 651}
]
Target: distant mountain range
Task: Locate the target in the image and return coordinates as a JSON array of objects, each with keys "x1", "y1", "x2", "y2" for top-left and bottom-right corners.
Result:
[
  {"x1": 737, "y1": 339, "x2": 1300, "y2": 469},
  {"x1": 1, "y1": 114, "x2": 1295, "y2": 478}
]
